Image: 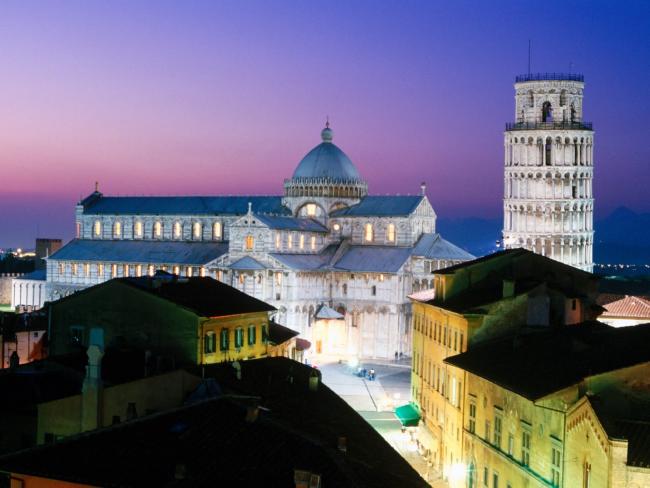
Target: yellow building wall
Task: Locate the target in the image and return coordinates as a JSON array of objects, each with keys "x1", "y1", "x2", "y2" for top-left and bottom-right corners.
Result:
[
  {"x1": 37, "y1": 369, "x2": 201, "y2": 443},
  {"x1": 199, "y1": 311, "x2": 269, "y2": 364},
  {"x1": 565, "y1": 398, "x2": 611, "y2": 488},
  {"x1": 463, "y1": 374, "x2": 567, "y2": 488},
  {"x1": 411, "y1": 301, "x2": 468, "y2": 485}
]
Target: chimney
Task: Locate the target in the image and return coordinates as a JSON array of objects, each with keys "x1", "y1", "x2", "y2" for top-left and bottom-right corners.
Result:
[
  {"x1": 502, "y1": 279, "x2": 515, "y2": 298},
  {"x1": 308, "y1": 369, "x2": 320, "y2": 392},
  {"x1": 81, "y1": 328, "x2": 104, "y2": 432}
]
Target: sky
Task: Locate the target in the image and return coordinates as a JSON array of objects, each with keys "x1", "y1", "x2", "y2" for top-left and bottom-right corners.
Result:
[{"x1": 0, "y1": 0, "x2": 649, "y2": 248}]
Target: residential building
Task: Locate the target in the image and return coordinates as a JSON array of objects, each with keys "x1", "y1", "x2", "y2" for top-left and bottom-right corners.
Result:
[
  {"x1": 598, "y1": 295, "x2": 650, "y2": 328},
  {"x1": 0, "y1": 311, "x2": 47, "y2": 368},
  {"x1": 0, "y1": 357, "x2": 429, "y2": 488},
  {"x1": 48, "y1": 274, "x2": 277, "y2": 365},
  {"x1": 446, "y1": 323, "x2": 650, "y2": 488},
  {"x1": 410, "y1": 249, "x2": 601, "y2": 485},
  {"x1": 502, "y1": 73, "x2": 594, "y2": 271},
  {"x1": 45, "y1": 124, "x2": 473, "y2": 359}
]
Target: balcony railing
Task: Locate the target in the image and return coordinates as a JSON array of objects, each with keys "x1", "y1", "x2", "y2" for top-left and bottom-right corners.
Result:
[
  {"x1": 515, "y1": 73, "x2": 584, "y2": 83},
  {"x1": 506, "y1": 121, "x2": 593, "y2": 131}
]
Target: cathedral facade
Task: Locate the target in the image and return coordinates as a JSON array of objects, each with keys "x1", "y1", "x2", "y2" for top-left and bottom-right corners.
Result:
[{"x1": 46, "y1": 125, "x2": 473, "y2": 359}]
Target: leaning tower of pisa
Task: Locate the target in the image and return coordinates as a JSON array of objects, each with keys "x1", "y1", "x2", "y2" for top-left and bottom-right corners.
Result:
[{"x1": 502, "y1": 73, "x2": 594, "y2": 272}]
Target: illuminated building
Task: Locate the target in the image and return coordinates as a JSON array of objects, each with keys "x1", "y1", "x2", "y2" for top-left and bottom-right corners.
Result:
[
  {"x1": 598, "y1": 294, "x2": 650, "y2": 328},
  {"x1": 47, "y1": 275, "x2": 280, "y2": 365},
  {"x1": 502, "y1": 73, "x2": 594, "y2": 272},
  {"x1": 409, "y1": 249, "x2": 601, "y2": 486},
  {"x1": 446, "y1": 323, "x2": 650, "y2": 488},
  {"x1": 46, "y1": 125, "x2": 473, "y2": 359}
]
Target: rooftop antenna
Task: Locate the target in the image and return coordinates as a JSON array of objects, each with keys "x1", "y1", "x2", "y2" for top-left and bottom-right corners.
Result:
[
  {"x1": 528, "y1": 40, "x2": 532, "y2": 75},
  {"x1": 325, "y1": 115, "x2": 330, "y2": 129}
]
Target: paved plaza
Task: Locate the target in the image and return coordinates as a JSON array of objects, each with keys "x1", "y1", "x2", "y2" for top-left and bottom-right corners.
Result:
[{"x1": 318, "y1": 357, "x2": 447, "y2": 487}]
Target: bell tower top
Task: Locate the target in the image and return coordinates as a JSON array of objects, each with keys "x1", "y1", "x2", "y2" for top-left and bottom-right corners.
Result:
[{"x1": 512, "y1": 73, "x2": 587, "y2": 127}]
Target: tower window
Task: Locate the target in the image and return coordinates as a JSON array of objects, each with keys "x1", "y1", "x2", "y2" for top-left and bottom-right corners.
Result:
[
  {"x1": 299, "y1": 234, "x2": 305, "y2": 249},
  {"x1": 542, "y1": 101, "x2": 553, "y2": 122},
  {"x1": 306, "y1": 203, "x2": 317, "y2": 216},
  {"x1": 154, "y1": 221, "x2": 162, "y2": 238},
  {"x1": 245, "y1": 235, "x2": 254, "y2": 250},
  {"x1": 76, "y1": 222, "x2": 82, "y2": 238},
  {"x1": 275, "y1": 232, "x2": 281, "y2": 249},
  {"x1": 173, "y1": 221, "x2": 182, "y2": 239},
  {"x1": 287, "y1": 234, "x2": 293, "y2": 249},
  {"x1": 94, "y1": 220, "x2": 102, "y2": 237},
  {"x1": 134, "y1": 221, "x2": 143, "y2": 238},
  {"x1": 113, "y1": 221, "x2": 122, "y2": 238},
  {"x1": 364, "y1": 223, "x2": 373, "y2": 242},
  {"x1": 310, "y1": 236, "x2": 316, "y2": 250},
  {"x1": 387, "y1": 223, "x2": 396, "y2": 242}
]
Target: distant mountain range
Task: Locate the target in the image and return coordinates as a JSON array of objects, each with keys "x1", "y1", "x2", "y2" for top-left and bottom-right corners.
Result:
[{"x1": 437, "y1": 207, "x2": 650, "y2": 267}]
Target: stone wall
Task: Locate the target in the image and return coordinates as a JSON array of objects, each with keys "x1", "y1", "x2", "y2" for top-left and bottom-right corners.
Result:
[{"x1": 0, "y1": 274, "x2": 23, "y2": 304}]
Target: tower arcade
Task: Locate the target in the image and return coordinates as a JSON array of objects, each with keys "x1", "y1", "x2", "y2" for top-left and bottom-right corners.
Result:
[{"x1": 502, "y1": 73, "x2": 594, "y2": 272}]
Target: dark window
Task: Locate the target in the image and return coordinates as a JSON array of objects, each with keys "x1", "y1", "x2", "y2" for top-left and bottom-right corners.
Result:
[
  {"x1": 44, "y1": 433, "x2": 56, "y2": 444},
  {"x1": 248, "y1": 325, "x2": 256, "y2": 345},
  {"x1": 220, "y1": 329, "x2": 229, "y2": 351},
  {"x1": 235, "y1": 328, "x2": 244, "y2": 349},
  {"x1": 69, "y1": 326, "x2": 84, "y2": 345},
  {"x1": 261, "y1": 324, "x2": 269, "y2": 343},
  {"x1": 572, "y1": 299, "x2": 577, "y2": 311},
  {"x1": 371, "y1": 285, "x2": 376, "y2": 296},
  {"x1": 204, "y1": 332, "x2": 216, "y2": 354}
]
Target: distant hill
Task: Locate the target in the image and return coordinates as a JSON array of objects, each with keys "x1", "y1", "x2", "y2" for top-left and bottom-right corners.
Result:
[
  {"x1": 436, "y1": 217, "x2": 501, "y2": 257},
  {"x1": 437, "y1": 207, "x2": 650, "y2": 267},
  {"x1": 594, "y1": 207, "x2": 650, "y2": 265}
]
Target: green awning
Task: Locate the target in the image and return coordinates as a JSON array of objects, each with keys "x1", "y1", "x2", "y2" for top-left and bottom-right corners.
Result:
[{"x1": 395, "y1": 403, "x2": 420, "y2": 427}]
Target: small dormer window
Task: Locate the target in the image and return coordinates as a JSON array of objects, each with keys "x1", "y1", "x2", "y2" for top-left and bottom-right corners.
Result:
[
  {"x1": 387, "y1": 223, "x2": 395, "y2": 242},
  {"x1": 245, "y1": 235, "x2": 254, "y2": 251},
  {"x1": 94, "y1": 220, "x2": 102, "y2": 237},
  {"x1": 307, "y1": 203, "x2": 316, "y2": 217},
  {"x1": 134, "y1": 221, "x2": 143, "y2": 238},
  {"x1": 173, "y1": 222, "x2": 182, "y2": 239},
  {"x1": 213, "y1": 222, "x2": 222, "y2": 240},
  {"x1": 113, "y1": 221, "x2": 122, "y2": 238},
  {"x1": 154, "y1": 221, "x2": 162, "y2": 238},
  {"x1": 193, "y1": 222, "x2": 202, "y2": 240},
  {"x1": 364, "y1": 223, "x2": 373, "y2": 242}
]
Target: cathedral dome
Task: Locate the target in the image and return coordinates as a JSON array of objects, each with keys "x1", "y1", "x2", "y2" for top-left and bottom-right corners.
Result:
[{"x1": 292, "y1": 126, "x2": 363, "y2": 181}]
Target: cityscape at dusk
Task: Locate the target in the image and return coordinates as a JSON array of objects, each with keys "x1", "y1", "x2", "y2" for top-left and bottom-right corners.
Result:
[
  {"x1": 1, "y1": 2, "x2": 650, "y2": 488},
  {"x1": 1, "y1": 0, "x2": 649, "y2": 248}
]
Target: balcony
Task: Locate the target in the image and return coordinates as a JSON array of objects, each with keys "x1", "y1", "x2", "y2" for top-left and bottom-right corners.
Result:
[
  {"x1": 506, "y1": 121, "x2": 593, "y2": 131},
  {"x1": 515, "y1": 73, "x2": 584, "y2": 83}
]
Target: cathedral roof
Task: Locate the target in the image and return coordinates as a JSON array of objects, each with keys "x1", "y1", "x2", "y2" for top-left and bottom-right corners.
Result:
[
  {"x1": 254, "y1": 215, "x2": 328, "y2": 233},
  {"x1": 291, "y1": 126, "x2": 363, "y2": 182},
  {"x1": 49, "y1": 239, "x2": 228, "y2": 265},
  {"x1": 412, "y1": 233, "x2": 475, "y2": 260},
  {"x1": 81, "y1": 196, "x2": 290, "y2": 216},
  {"x1": 229, "y1": 256, "x2": 267, "y2": 270},
  {"x1": 332, "y1": 246, "x2": 413, "y2": 273},
  {"x1": 330, "y1": 196, "x2": 424, "y2": 217}
]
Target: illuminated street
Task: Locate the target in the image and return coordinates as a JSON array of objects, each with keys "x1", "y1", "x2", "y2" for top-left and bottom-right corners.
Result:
[{"x1": 319, "y1": 358, "x2": 447, "y2": 486}]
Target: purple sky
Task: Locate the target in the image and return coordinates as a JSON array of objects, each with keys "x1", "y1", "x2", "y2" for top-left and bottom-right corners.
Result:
[{"x1": 1, "y1": 0, "x2": 649, "y2": 248}]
